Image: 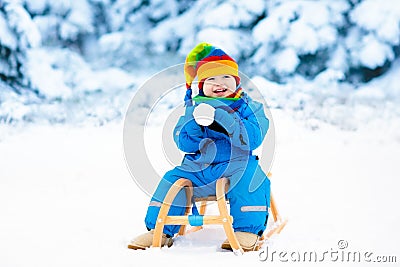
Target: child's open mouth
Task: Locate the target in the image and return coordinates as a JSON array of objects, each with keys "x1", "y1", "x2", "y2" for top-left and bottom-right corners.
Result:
[{"x1": 213, "y1": 88, "x2": 228, "y2": 95}]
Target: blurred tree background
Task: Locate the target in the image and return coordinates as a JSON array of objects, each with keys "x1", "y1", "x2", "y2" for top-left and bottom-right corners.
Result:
[{"x1": 1, "y1": 0, "x2": 399, "y2": 126}]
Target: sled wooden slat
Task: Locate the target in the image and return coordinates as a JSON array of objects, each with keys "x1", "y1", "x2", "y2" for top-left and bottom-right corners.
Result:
[
  {"x1": 164, "y1": 215, "x2": 233, "y2": 225},
  {"x1": 152, "y1": 174, "x2": 287, "y2": 254},
  {"x1": 265, "y1": 172, "x2": 288, "y2": 241},
  {"x1": 216, "y1": 177, "x2": 242, "y2": 253},
  {"x1": 270, "y1": 193, "x2": 281, "y2": 222},
  {"x1": 153, "y1": 178, "x2": 192, "y2": 248},
  {"x1": 193, "y1": 196, "x2": 217, "y2": 202},
  {"x1": 265, "y1": 218, "x2": 288, "y2": 238}
]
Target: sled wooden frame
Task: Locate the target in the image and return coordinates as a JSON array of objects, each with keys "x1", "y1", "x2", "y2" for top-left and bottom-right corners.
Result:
[{"x1": 152, "y1": 175, "x2": 287, "y2": 254}]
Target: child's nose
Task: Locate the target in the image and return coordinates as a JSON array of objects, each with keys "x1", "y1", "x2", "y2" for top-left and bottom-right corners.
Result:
[{"x1": 214, "y1": 78, "x2": 225, "y2": 86}]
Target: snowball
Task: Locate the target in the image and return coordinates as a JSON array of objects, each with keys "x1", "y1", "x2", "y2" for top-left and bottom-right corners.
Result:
[{"x1": 193, "y1": 103, "x2": 215, "y2": 126}]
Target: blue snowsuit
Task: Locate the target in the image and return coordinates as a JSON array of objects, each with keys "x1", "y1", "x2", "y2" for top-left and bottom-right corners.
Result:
[{"x1": 145, "y1": 92, "x2": 271, "y2": 236}]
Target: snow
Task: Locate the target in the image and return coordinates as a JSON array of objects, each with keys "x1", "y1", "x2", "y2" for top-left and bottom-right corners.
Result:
[
  {"x1": 350, "y1": 0, "x2": 400, "y2": 38},
  {"x1": 46, "y1": 0, "x2": 73, "y2": 16},
  {"x1": 196, "y1": 28, "x2": 250, "y2": 60},
  {"x1": 59, "y1": 20, "x2": 80, "y2": 41},
  {"x1": 237, "y1": 0, "x2": 265, "y2": 16},
  {"x1": 272, "y1": 48, "x2": 299, "y2": 74},
  {"x1": 1, "y1": 110, "x2": 399, "y2": 267},
  {"x1": 285, "y1": 21, "x2": 320, "y2": 55},
  {"x1": 24, "y1": 0, "x2": 47, "y2": 14},
  {"x1": 250, "y1": 0, "x2": 355, "y2": 79},
  {"x1": 278, "y1": 2, "x2": 339, "y2": 55},
  {"x1": 252, "y1": 7, "x2": 292, "y2": 44},
  {"x1": 201, "y1": 2, "x2": 237, "y2": 28},
  {"x1": 67, "y1": 2, "x2": 94, "y2": 33},
  {"x1": 25, "y1": 48, "x2": 72, "y2": 99},
  {"x1": 358, "y1": 35, "x2": 394, "y2": 69},
  {"x1": 378, "y1": 16, "x2": 400, "y2": 45},
  {"x1": 0, "y1": 12, "x2": 17, "y2": 49},
  {"x1": 327, "y1": 44, "x2": 348, "y2": 71},
  {"x1": 299, "y1": 2, "x2": 331, "y2": 28},
  {"x1": 33, "y1": 14, "x2": 60, "y2": 44},
  {"x1": 3, "y1": 2, "x2": 42, "y2": 48},
  {"x1": 347, "y1": 0, "x2": 400, "y2": 69},
  {"x1": 23, "y1": 47, "x2": 137, "y2": 100},
  {"x1": 57, "y1": 1, "x2": 94, "y2": 41}
]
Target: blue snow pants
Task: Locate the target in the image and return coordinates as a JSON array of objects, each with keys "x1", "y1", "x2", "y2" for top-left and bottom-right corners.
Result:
[{"x1": 144, "y1": 156, "x2": 270, "y2": 237}]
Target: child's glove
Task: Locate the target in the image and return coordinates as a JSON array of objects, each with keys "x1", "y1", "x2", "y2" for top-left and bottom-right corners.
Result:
[
  {"x1": 181, "y1": 106, "x2": 204, "y2": 136},
  {"x1": 193, "y1": 103, "x2": 216, "y2": 126},
  {"x1": 214, "y1": 108, "x2": 237, "y2": 134}
]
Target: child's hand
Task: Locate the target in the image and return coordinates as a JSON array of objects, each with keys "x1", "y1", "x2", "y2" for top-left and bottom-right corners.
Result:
[
  {"x1": 193, "y1": 103, "x2": 216, "y2": 126},
  {"x1": 214, "y1": 108, "x2": 237, "y2": 134}
]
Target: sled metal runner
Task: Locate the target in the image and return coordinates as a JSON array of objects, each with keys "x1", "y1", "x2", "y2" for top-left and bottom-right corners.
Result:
[{"x1": 152, "y1": 174, "x2": 287, "y2": 255}]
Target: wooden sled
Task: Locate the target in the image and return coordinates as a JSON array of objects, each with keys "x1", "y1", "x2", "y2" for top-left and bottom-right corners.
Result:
[{"x1": 152, "y1": 174, "x2": 287, "y2": 255}]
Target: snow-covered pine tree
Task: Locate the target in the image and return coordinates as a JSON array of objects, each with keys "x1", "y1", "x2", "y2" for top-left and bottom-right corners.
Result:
[{"x1": 0, "y1": 1, "x2": 40, "y2": 86}]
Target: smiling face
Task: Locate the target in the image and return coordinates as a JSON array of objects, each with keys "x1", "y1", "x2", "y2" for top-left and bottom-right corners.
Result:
[{"x1": 202, "y1": 75, "x2": 237, "y2": 98}]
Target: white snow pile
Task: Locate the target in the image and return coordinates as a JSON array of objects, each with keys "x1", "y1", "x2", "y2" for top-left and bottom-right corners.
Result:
[{"x1": 0, "y1": 112, "x2": 399, "y2": 267}]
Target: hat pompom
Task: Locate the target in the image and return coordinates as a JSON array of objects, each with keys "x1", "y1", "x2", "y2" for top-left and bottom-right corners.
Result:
[{"x1": 184, "y1": 42, "x2": 213, "y2": 88}]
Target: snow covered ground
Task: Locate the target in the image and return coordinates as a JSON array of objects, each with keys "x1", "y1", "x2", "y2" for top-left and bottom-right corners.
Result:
[{"x1": 1, "y1": 108, "x2": 399, "y2": 266}]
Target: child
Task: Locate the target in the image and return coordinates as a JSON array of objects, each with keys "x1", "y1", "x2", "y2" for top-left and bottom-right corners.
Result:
[{"x1": 128, "y1": 42, "x2": 271, "y2": 251}]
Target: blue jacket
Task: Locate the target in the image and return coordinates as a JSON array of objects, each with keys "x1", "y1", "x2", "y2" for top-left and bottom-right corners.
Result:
[{"x1": 173, "y1": 93, "x2": 269, "y2": 165}]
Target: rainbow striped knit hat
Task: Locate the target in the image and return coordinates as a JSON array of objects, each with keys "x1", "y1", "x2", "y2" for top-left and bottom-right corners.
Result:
[{"x1": 184, "y1": 42, "x2": 241, "y2": 105}]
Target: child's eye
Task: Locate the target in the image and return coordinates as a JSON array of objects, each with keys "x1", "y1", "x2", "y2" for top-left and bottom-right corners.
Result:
[
  {"x1": 223, "y1": 75, "x2": 231, "y2": 79},
  {"x1": 206, "y1": 77, "x2": 215, "y2": 81}
]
